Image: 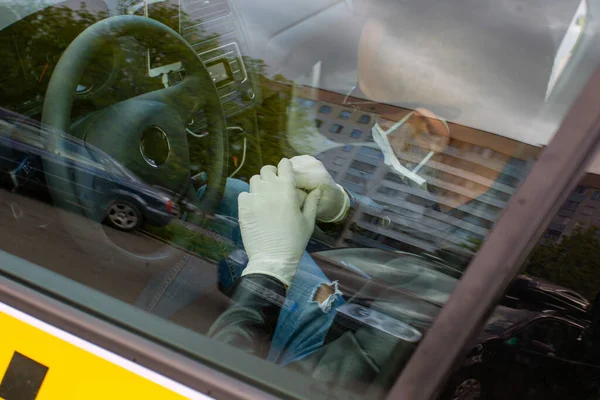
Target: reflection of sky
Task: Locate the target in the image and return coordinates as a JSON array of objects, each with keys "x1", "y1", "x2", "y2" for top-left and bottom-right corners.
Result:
[{"x1": 233, "y1": 0, "x2": 586, "y2": 146}]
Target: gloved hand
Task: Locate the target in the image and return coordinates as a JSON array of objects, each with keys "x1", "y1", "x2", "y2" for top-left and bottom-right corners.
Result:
[
  {"x1": 239, "y1": 158, "x2": 322, "y2": 287},
  {"x1": 290, "y1": 155, "x2": 350, "y2": 223}
]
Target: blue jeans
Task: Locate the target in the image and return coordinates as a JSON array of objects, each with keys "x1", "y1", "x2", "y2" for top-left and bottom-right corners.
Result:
[{"x1": 136, "y1": 178, "x2": 345, "y2": 365}]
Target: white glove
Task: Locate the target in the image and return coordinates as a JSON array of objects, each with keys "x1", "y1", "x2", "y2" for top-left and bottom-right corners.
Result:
[
  {"x1": 239, "y1": 158, "x2": 322, "y2": 287},
  {"x1": 290, "y1": 155, "x2": 350, "y2": 223}
]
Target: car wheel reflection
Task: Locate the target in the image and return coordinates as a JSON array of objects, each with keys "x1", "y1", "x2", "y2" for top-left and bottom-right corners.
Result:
[
  {"x1": 105, "y1": 201, "x2": 143, "y2": 232},
  {"x1": 451, "y1": 377, "x2": 482, "y2": 400}
]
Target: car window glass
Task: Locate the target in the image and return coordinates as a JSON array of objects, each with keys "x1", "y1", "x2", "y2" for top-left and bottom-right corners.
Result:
[
  {"x1": 521, "y1": 320, "x2": 566, "y2": 353},
  {"x1": 0, "y1": 0, "x2": 598, "y2": 398},
  {"x1": 0, "y1": 118, "x2": 46, "y2": 149}
]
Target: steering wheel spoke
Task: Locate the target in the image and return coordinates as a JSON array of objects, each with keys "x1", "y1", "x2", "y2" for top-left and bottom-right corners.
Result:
[{"x1": 134, "y1": 76, "x2": 209, "y2": 122}]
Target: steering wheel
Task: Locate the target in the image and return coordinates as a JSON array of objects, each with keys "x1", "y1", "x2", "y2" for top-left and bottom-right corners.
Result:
[
  {"x1": 41, "y1": 15, "x2": 227, "y2": 219},
  {"x1": 38, "y1": 15, "x2": 227, "y2": 264}
]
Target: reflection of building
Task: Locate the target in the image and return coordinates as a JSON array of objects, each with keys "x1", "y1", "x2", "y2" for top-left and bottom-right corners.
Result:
[
  {"x1": 544, "y1": 173, "x2": 600, "y2": 242},
  {"x1": 294, "y1": 89, "x2": 542, "y2": 253}
]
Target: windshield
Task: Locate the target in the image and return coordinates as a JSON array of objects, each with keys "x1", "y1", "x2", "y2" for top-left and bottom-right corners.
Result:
[{"x1": 0, "y1": 0, "x2": 597, "y2": 398}]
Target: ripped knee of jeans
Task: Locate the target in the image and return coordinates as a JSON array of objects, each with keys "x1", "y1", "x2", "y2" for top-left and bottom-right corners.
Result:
[{"x1": 310, "y1": 281, "x2": 342, "y2": 313}]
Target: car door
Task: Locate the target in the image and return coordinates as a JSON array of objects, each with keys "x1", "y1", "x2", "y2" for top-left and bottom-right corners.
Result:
[
  {"x1": 556, "y1": 323, "x2": 600, "y2": 400},
  {"x1": 510, "y1": 319, "x2": 573, "y2": 400}
]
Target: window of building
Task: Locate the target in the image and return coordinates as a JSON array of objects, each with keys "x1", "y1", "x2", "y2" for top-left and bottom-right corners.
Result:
[
  {"x1": 359, "y1": 147, "x2": 384, "y2": 159},
  {"x1": 548, "y1": 229, "x2": 562, "y2": 239},
  {"x1": 552, "y1": 223, "x2": 567, "y2": 232},
  {"x1": 563, "y1": 200, "x2": 579, "y2": 210},
  {"x1": 573, "y1": 185, "x2": 587, "y2": 194},
  {"x1": 454, "y1": 229, "x2": 484, "y2": 241},
  {"x1": 485, "y1": 189, "x2": 511, "y2": 202},
  {"x1": 350, "y1": 129, "x2": 362, "y2": 138},
  {"x1": 297, "y1": 97, "x2": 315, "y2": 108},
  {"x1": 378, "y1": 186, "x2": 400, "y2": 197},
  {"x1": 582, "y1": 206, "x2": 595, "y2": 216},
  {"x1": 556, "y1": 217, "x2": 571, "y2": 226},
  {"x1": 471, "y1": 145, "x2": 483, "y2": 155},
  {"x1": 339, "y1": 110, "x2": 352, "y2": 119},
  {"x1": 385, "y1": 172, "x2": 407, "y2": 185},
  {"x1": 343, "y1": 174, "x2": 366, "y2": 186},
  {"x1": 350, "y1": 160, "x2": 377, "y2": 173},
  {"x1": 496, "y1": 173, "x2": 520, "y2": 188},
  {"x1": 329, "y1": 124, "x2": 343, "y2": 133},
  {"x1": 358, "y1": 114, "x2": 371, "y2": 124},
  {"x1": 592, "y1": 190, "x2": 600, "y2": 200},
  {"x1": 342, "y1": 145, "x2": 353, "y2": 152},
  {"x1": 482, "y1": 148, "x2": 494, "y2": 158},
  {"x1": 319, "y1": 105, "x2": 332, "y2": 114},
  {"x1": 544, "y1": 230, "x2": 561, "y2": 241}
]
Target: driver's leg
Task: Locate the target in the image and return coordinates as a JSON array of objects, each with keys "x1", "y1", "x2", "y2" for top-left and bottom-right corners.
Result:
[
  {"x1": 266, "y1": 253, "x2": 344, "y2": 365},
  {"x1": 200, "y1": 179, "x2": 346, "y2": 365}
]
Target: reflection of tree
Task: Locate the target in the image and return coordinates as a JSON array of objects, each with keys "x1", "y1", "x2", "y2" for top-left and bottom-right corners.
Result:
[
  {"x1": 230, "y1": 57, "x2": 320, "y2": 179},
  {"x1": 0, "y1": 2, "x2": 109, "y2": 108},
  {"x1": 525, "y1": 226, "x2": 600, "y2": 300},
  {"x1": 435, "y1": 227, "x2": 600, "y2": 301}
]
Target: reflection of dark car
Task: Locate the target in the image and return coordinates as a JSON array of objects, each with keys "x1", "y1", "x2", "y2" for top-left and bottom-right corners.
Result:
[
  {"x1": 333, "y1": 300, "x2": 600, "y2": 400},
  {"x1": 313, "y1": 248, "x2": 600, "y2": 400},
  {"x1": 0, "y1": 110, "x2": 178, "y2": 231},
  {"x1": 503, "y1": 275, "x2": 591, "y2": 322},
  {"x1": 442, "y1": 307, "x2": 600, "y2": 400}
]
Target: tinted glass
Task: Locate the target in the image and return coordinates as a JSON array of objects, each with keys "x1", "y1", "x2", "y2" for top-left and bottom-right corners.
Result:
[{"x1": 0, "y1": 0, "x2": 598, "y2": 398}]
